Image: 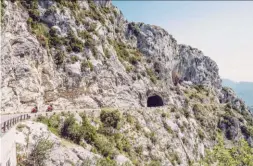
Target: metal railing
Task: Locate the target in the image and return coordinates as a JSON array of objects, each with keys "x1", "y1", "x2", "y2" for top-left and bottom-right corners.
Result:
[{"x1": 1, "y1": 114, "x2": 31, "y2": 134}]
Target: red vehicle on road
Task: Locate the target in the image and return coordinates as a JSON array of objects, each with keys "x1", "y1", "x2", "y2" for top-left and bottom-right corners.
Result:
[
  {"x1": 31, "y1": 106, "x2": 38, "y2": 113},
  {"x1": 46, "y1": 105, "x2": 53, "y2": 112}
]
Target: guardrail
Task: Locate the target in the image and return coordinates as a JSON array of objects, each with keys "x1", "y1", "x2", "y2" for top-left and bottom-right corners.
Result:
[{"x1": 1, "y1": 114, "x2": 30, "y2": 134}]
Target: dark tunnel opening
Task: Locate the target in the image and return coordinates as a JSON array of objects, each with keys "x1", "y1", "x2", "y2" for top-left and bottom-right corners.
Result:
[{"x1": 147, "y1": 95, "x2": 164, "y2": 107}]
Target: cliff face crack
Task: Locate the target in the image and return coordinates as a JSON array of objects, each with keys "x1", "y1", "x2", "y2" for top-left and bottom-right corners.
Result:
[{"x1": 147, "y1": 95, "x2": 164, "y2": 107}]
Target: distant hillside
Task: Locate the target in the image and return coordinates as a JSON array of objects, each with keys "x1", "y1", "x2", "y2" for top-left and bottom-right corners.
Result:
[{"x1": 222, "y1": 79, "x2": 253, "y2": 106}]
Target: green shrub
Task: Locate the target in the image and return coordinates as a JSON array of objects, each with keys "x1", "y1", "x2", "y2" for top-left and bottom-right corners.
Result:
[
  {"x1": 56, "y1": 0, "x2": 79, "y2": 10},
  {"x1": 54, "y1": 51, "x2": 65, "y2": 66},
  {"x1": 78, "y1": 30, "x2": 92, "y2": 39},
  {"x1": 170, "y1": 152, "x2": 181, "y2": 165},
  {"x1": 200, "y1": 133, "x2": 253, "y2": 165},
  {"x1": 163, "y1": 122, "x2": 173, "y2": 134},
  {"x1": 71, "y1": 42, "x2": 83, "y2": 52},
  {"x1": 102, "y1": 7, "x2": 110, "y2": 14},
  {"x1": 60, "y1": 115, "x2": 78, "y2": 139},
  {"x1": 114, "y1": 134, "x2": 131, "y2": 154},
  {"x1": 135, "y1": 145, "x2": 143, "y2": 155},
  {"x1": 128, "y1": 22, "x2": 140, "y2": 36},
  {"x1": 129, "y1": 56, "x2": 139, "y2": 65},
  {"x1": 150, "y1": 132, "x2": 157, "y2": 144},
  {"x1": 192, "y1": 104, "x2": 205, "y2": 122},
  {"x1": 125, "y1": 65, "x2": 133, "y2": 73},
  {"x1": 112, "y1": 41, "x2": 130, "y2": 62},
  {"x1": 65, "y1": 31, "x2": 84, "y2": 52},
  {"x1": 194, "y1": 85, "x2": 205, "y2": 92},
  {"x1": 96, "y1": 157, "x2": 117, "y2": 166},
  {"x1": 126, "y1": 114, "x2": 135, "y2": 124},
  {"x1": 16, "y1": 124, "x2": 27, "y2": 132},
  {"x1": 1, "y1": 0, "x2": 6, "y2": 23},
  {"x1": 28, "y1": 8, "x2": 40, "y2": 20},
  {"x1": 198, "y1": 129, "x2": 205, "y2": 140},
  {"x1": 71, "y1": 55, "x2": 79, "y2": 63},
  {"x1": 100, "y1": 109, "x2": 121, "y2": 129},
  {"x1": 94, "y1": 135, "x2": 116, "y2": 158},
  {"x1": 85, "y1": 38, "x2": 95, "y2": 47},
  {"x1": 47, "y1": 114, "x2": 60, "y2": 129},
  {"x1": 148, "y1": 160, "x2": 161, "y2": 166},
  {"x1": 79, "y1": 114, "x2": 97, "y2": 144},
  {"x1": 81, "y1": 60, "x2": 93, "y2": 72},
  {"x1": 104, "y1": 48, "x2": 110, "y2": 58},
  {"x1": 28, "y1": 136, "x2": 54, "y2": 166},
  {"x1": 37, "y1": 115, "x2": 48, "y2": 124},
  {"x1": 113, "y1": 9, "x2": 118, "y2": 17},
  {"x1": 136, "y1": 121, "x2": 142, "y2": 131},
  {"x1": 49, "y1": 36, "x2": 63, "y2": 47},
  {"x1": 81, "y1": 158, "x2": 93, "y2": 166},
  {"x1": 44, "y1": 6, "x2": 57, "y2": 17},
  {"x1": 26, "y1": 19, "x2": 50, "y2": 47},
  {"x1": 146, "y1": 68, "x2": 157, "y2": 84},
  {"x1": 88, "y1": 23, "x2": 97, "y2": 32}
]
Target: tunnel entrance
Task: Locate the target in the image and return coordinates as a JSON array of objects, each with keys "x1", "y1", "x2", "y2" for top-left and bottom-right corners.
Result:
[{"x1": 147, "y1": 95, "x2": 164, "y2": 107}]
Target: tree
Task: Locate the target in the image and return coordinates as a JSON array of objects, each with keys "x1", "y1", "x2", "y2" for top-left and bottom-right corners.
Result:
[{"x1": 28, "y1": 135, "x2": 54, "y2": 166}]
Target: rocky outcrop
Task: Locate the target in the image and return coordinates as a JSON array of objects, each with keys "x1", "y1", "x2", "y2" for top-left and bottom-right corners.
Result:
[
  {"x1": 15, "y1": 121, "x2": 102, "y2": 166},
  {"x1": 219, "y1": 87, "x2": 249, "y2": 113},
  {"x1": 175, "y1": 45, "x2": 222, "y2": 89},
  {"x1": 1, "y1": 0, "x2": 224, "y2": 113}
]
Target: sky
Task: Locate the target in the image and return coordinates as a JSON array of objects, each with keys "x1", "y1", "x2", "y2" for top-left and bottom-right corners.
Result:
[{"x1": 112, "y1": 1, "x2": 253, "y2": 82}]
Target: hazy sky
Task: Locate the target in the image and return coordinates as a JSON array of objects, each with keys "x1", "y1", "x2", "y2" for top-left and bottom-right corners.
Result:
[{"x1": 112, "y1": 1, "x2": 253, "y2": 82}]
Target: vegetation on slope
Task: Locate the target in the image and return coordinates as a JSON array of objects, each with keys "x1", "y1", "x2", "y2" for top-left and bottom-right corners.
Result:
[
  {"x1": 200, "y1": 133, "x2": 253, "y2": 166},
  {"x1": 37, "y1": 110, "x2": 138, "y2": 165}
]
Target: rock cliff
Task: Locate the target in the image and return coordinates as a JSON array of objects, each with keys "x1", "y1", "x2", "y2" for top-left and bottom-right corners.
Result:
[
  {"x1": 1, "y1": 0, "x2": 222, "y2": 112},
  {"x1": 1, "y1": 0, "x2": 253, "y2": 165}
]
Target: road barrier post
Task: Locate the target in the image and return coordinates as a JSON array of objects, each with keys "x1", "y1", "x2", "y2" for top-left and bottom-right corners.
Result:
[
  {"x1": 6, "y1": 120, "x2": 9, "y2": 130},
  {"x1": 3, "y1": 122, "x2": 6, "y2": 133}
]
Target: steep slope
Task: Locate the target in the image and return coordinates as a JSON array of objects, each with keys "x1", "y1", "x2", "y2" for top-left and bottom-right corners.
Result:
[
  {"x1": 1, "y1": 0, "x2": 253, "y2": 165},
  {"x1": 1, "y1": 0, "x2": 220, "y2": 112},
  {"x1": 16, "y1": 84, "x2": 253, "y2": 165}
]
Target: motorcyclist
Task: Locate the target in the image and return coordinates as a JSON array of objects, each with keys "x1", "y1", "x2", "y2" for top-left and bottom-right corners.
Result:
[
  {"x1": 47, "y1": 104, "x2": 53, "y2": 112},
  {"x1": 31, "y1": 106, "x2": 38, "y2": 113}
]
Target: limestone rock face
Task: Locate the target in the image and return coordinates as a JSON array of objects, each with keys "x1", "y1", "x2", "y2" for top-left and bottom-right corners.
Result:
[
  {"x1": 1, "y1": 0, "x2": 55, "y2": 112},
  {"x1": 219, "y1": 87, "x2": 249, "y2": 113},
  {"x1": 175, "y1": 45, "x2": 222, "y2": 89},
  {"x1": 126, "y1": 23, "x2": 178, "y2": 86},
  {"x1": 0, "y1": 0, "x2": 231, "y2": 115}
]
